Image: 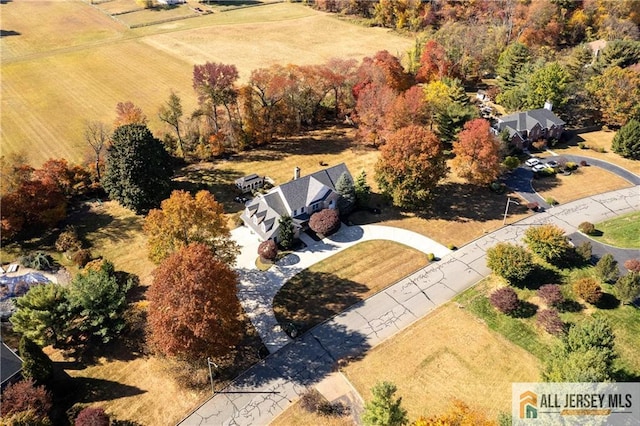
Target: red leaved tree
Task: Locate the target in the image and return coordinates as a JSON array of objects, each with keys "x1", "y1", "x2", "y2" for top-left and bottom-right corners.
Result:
[
  {"x1": 354, "y1": 82, "x2": 397, "y2": 147},
  {"x1": 0, "y1": 378, "x2": 52, "y2": 419},
  {"x1": 416, "y1": 40, "x2": 457, "y2": 83},
  {"x1": 147, "y1": 244, "x2": 243, "y2": 360},
  {"x1": 309, "y1": 209, "x2": 341, "y2": 236},
  {"x1": 193, "y1": 62, "x2": 239, "y2": 134},
  {"x1": 75, "y1": 407, "x2": 110, "y2": 426},
  {"x1": 451, "y1": 118, "x2": 501, "y2": 185},
  {"x1": 385, "y1": 85, "x2": 430, "y2": 132},
  {"x1": 258, "y1": 240, "x2": 278, "y2": 261},
  {"x1": 490, "y1": 287, "x2": 520, "y2": 315}
]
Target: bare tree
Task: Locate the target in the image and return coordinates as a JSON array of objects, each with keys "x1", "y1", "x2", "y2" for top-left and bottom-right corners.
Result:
[
  {"x1": 84, "y1": 120, "x2": 109, "y2": 182},
  {"x1": 158, "y1": 91, "x2": 185, "y2": 157}
]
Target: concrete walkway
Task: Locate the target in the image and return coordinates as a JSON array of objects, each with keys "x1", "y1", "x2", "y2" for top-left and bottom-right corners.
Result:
[
  {"x1": 232, "y1": 224, "x2": 452, "y2": 354},
  {"x1": 179, "y1": 186, "x2": 639, "y2": 426}
]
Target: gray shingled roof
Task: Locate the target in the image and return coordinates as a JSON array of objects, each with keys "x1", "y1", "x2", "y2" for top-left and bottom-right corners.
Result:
[
  {"x1": 498, "y1": 108, "x2": 565, "y2": 135},
  {"x1": 1, "y1": 342, "x2": 22, "y2": 387}
]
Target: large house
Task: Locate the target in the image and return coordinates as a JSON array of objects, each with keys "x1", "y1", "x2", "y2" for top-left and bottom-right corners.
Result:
[
  {"x1": 240, "y1": 164, "x2": 351, "y2": 242},
  {"x1": 495, "y1": 102, "x2": 565, "y2": 148}
]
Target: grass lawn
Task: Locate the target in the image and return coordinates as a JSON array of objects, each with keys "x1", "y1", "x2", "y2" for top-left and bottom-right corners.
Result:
[
  {"x1": 341, "y1": 303, "x2": 541, "y2": 421},
  {"x1": 273, "y1": 240, "x2": 430, "y2": 333},
  {"x1": 532, "y1": 164, "x2": 632, "y2": 205},
  {"x1": 590, "y1": 211, "x2": 640, "y2": 249},
  {"x1": 272, "y1": 402, "x2": 353, "y2": 426}
]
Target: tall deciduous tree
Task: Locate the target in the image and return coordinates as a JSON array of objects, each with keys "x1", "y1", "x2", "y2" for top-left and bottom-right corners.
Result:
[
  {"x1": 147, "y1": 244, "x2": 243, "y2": 360},
  {"x1": 102, "y1": 124, "x2": 173, "y2": 214},
  {"x1": 114, "y1": 101, "x2": 148, "y2": 128},
  {"x1": 586, "y1": 66, "x2": 640, "y2": 127},
  {"x1": 158, "y1": 91, "x2": 185, "y2": 157},
  {"x1": 144, "y1": 190, "x2": 238, "y2": 265},
  {"x1": 611, "y1": 119, "x2": 640, "y2": 159},
  {"x1": 525, "y1": 62, "x2": 570, "y2": 109},
  {"x1": 375, "y1": 125, "x2": 447, "y2": 209},
  {"x1": 416, "y1": 40, "x2": 456, "y2": 83},
  {"x1": 452, "y1": 119, "x2": 501, "y2": 185},
  {"x1": 193, "y1": 62, "x2": 239, "y2": 134},
  {"x1": 354, "y1": 82, "x2": 397, "y2": 147},
  {"x1": 362, "y1": 381, "x2": 408, "y2": 426},
  {"x1": 84, "y1": 120, "x2": 109, "y2": 182}
]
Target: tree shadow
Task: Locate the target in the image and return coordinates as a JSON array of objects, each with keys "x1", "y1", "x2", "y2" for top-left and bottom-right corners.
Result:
[
  {"x1": 557, "y1": 299, "x2": 584, "y2": 313},
  {"x1": 273, "y1": 272, "x2": 369, "y2": 335},
  {"x1": 63, "y1": 203, "x2": 143, "y2": 244},
  {"x1": 0, "y1": 29, "x2": 20, "y2": 37},
  {"x1": 72, "y1": 377, "x2": 146, "y2": 403},
  {"x1": 595, "y1": 292, "x2": 620, "y2": 310},
  {"x1": 172, "y1": 165, "x2": 244, "y2": 213},
  {"x1": 520, "y1": 265, "x2": 562, "y2": 290},
  {"x1": 512, "y1": 300, "x2": 538, "y2": 318}
]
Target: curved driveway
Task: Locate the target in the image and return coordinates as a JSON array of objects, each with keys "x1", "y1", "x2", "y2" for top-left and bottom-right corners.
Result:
[
  {"x1": 232, "y1": 224, "x2": 452, "y2": 354},
  {"x1": 180, "y1": 185, "x2": 639, "y2": 426}
]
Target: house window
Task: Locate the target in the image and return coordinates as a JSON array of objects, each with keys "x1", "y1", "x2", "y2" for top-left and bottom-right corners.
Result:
[
  {"x1": 293, "y1": 209, "x2": 297, "y2": 216},
  {"x1": 312, "y1": 203, "x2": 320, "y2": 212},
  {"x1": 301, "y1": 207, "x2": 305, "y2": 213}
]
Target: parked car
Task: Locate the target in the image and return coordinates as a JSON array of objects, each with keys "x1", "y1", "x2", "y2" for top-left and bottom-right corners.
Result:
[
  {"x1": 545, "y1": 160, "x2": 559, "y2": 168},
  {"x1": 532, "y1": 164, "x2": 548, "y2": 172},
  {"x1": 525, "y1": 158, "x2": 541, "y2": 167}
]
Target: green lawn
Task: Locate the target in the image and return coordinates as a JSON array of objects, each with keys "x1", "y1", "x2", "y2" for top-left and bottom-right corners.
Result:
[
  {"x1": 272, "y1": 240, "x2": 430, "y2": 333},
  {"x1": 591, "y1": 211, "x2": 640, "y2": 249}
]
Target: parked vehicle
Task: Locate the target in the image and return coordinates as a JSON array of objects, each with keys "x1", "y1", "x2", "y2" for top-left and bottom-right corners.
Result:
[{"x1": 525, "y1": 158, "x2": 541, "y2": 167}]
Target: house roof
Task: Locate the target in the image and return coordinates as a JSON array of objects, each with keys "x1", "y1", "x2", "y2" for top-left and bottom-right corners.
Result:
[
  {"x1": 242, "y1": 163, "x2": 351, "y2": 240},
  {"x1": 1, "y1": 341, "x2": 22, "y2": 386},
  {"x1": 235, "y1": 174, "x2": 262, "y2": 185},
  {"x1": 497, "y1": 108, "x2": 565, "y2": 136}
]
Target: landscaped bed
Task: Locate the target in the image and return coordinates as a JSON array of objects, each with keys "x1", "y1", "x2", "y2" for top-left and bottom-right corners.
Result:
[{"x1": 272, "y1": 240, "x2": 430, "y2": 334}]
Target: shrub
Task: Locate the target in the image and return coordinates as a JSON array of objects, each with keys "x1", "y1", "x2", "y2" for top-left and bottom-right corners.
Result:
[
  {"x1": 19, "y1": 336, "x2": 53, "y2": 385},
  {"x1": 623, "y1": 259, "x2": 640, "y2": 273},
  {"x1": 75, "y1": 407, "x2": 110, "y2": 426},
  {"x1": 427, "y1": 253, "x2": 435, "y2": 261},
  {"x1": 526, "y1": 202, "x2": 539, "y2": 211},
  {"x1": 0, "y1": 378, "x2": 52, "y2": 419},
  {"x1": 19, "y1": 252, "x2": 54, "y2": 271},
  {"x1": 545, "y1": 197, "x2": 557, "y2": 205},
  {"x1": 537, "y1": 284, "x2": 564, "y2": 307},
  {"x1": 490, "y1": 287, "x2": 520, "y2": 314},
  {"x1": 299, "y1": 389, "x2": 325, "y2": 413},
  {"x1": 447, "y1": 244, "x2": 457, "y2": 250},
  {"x1": 578, "y1": 142, "x2": 587, "y2": 149},
  {"x1": 503, "y1": 156, "x2": 520, "y2": 170},
  {"x1": 309, "y1": 209, "x2": 340, "y2": 236},
  {"x1": 257, "y1": 240, "x2": 278, "y2": 261},
  {"x1": 615, "y1": 272, "x2": 640, "y2": 305},
  {"x1": 595, "y1": 254, "x2": 619, "y2": 283},
  {"x1": 72, "y1": 249, "x2": 93, "y2": 268},
  {"x1": 575, "y1": 241, "x2": 593, "y2": 263},
  {"x1": 318, "y1": 401, "x2": 349, "y2": 417},
  {"x1": 573, "y1": 277, "x2": 602, "y2": 304},
  {"x1": 532, "y1": 140, "x2": 547, "y2": 151},
  {"x1": 486, "y1": 243, "x2": 534, "y2": 284},
  {"x1": 578, "y1": 222, "x2": 596, "y2": 235},
  {"x1": 524, "y1": 224, "x2": 572, "y2": 265},
  {"x1": 565, "y1": 161, "x2": 578, "y2": 170},
  {"x1": 580, "y1": 160, "x2": 588, "y2": 166},
  {"x1": 537, "y1": 309, "x2": 564, "y2": 335},
  {"x1": 55, "y1": 227, "x2": 82, "y2": 253}
]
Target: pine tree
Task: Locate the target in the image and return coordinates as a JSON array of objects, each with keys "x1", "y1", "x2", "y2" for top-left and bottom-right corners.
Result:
[
  {"x1": 612, "y1": 119, "x2": 640, "y2": 159},
  {"x1": 354, "y1": 170, "x2": 371, "y2": 208},
  {"x1": 278, "y1": 215, "x2": 295, "y2": 250},
  {"x1": 362, "y1": 381, "x2": 408, "y2": 426},
  {"x1": 595, "y1": 253, "x2": 619, "y2": 283},
  {"x1": 335, "y1": 172, "x2": 356, "y2": 215},
  {"x1": 19, "y1": 336, "x2": 53, "y2": 385},
  {"x1": 615, "y1": 272, "x2": 640, "y2": 305}
]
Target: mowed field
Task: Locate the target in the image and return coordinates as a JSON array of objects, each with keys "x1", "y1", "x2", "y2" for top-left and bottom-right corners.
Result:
[{"x1": 1, "y1": 1, "x2": 412, "y2": 166}]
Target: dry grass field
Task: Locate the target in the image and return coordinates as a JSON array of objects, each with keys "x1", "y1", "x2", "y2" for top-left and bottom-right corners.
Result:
[
  {"x1": 1, "y1": 1, "x2": 412, "y2": 166},
  {"x1": 342, "y1": 302, "x2": 541, "y2": 421},
  {"x1": 532, "y1": 165, "x2": 633, "y2": 205}
]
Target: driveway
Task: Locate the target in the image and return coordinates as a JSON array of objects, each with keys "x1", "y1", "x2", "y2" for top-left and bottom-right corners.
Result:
[
  {"x1": 180, "y1": 186, "x2": 639, "y2": 426},
  {"x1": 231, "y1": 224, "x2": 452, "y2": 354}
]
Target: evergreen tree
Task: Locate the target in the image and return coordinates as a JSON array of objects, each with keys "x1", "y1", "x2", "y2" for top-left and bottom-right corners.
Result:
[
  {"x1": 362, "y1": 381, "x2": 408, "y2": 426},
  {"x1": 595, "y1": 253, "x2": 619, "y2": 283},
  {"x1": 612, "y1": 119, "x2": 640, "y2": 159},
  {"x1": 615, "y1": 272, "x2": 640, "y2": 305},
  {"x1": 18, "y1": 336, "x2": 53, "y2": 385},
  {"x1": 496, "y1": 42, "x2": 531, "y2": 89},
  {"x1": 278, "y1": 215, "x2": 295, "y2": 250},
  {"x1": 102, "y1": 124, "x2": 173, "y2": 214},
  {"x1": 354, "y1": 170, "x2": 371, "y2": 208},
  {"x1": 437, "y1": 102, "x2": 477, "y2": 147},
  {"x1": 335, "y1": 172, "x2": 356, "y2": 215}
]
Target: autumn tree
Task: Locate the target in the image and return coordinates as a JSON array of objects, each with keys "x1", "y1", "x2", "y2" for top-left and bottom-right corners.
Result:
[
  {"x1": 523, "y1": 224, "x2": 572, "y2": 265},
  {"x1": 75, "y1": 407, "x2": 110, "y2": 426},
  {"x1": 258, "y1": 240, "x2": 278, "y2": 262},
  {"x1": 362, "y1": 381, "x2": 408, "y2": 426},
  {"x1": 385, "y1": 85, "x2": 430, "y2": 132},
  {"x1": 147, "y1": 244, "x2": 243, "y2": 360},
  {"x1": 615, "y1": 272, "x2": 640, "y2": 305},
  {"x1": 158, "y1": 91, "x2": 185, "y2": 157},
  {"x1": 375, "y1": 125, "x2": 447, "y2": 209},
  {"x1": 309, "y1": 209, "x2": 341, "y2": 236},
  {"x1": 144, "y1": 190, "x2": 238, "y2": 265},
  {"x1": 320, "y1": 57, "x2": 358, "y2": 117},
  {"x1": 33, "y1": 158, "x2": 93, "y2": 200},
  {"x1": 102, "y1": 124, "x2": 173, "y2": 214},
  {"x1": 490, "y1": 286, "x2": 520, "y2": 315},
  {"x1": 193, "y1": 62, "x2": 239, "y2": 134},
  {"x1": 84, "y1": 120, "x2": 109, "y2": 182},
  {"x1": 354, "y1": 82, "x2": 397, "y2": 147},
  {"x1": 452, "y1": 119, "x2": 501, "y2": 185},
  {"x1": 612, "y1": 119, "x2": 640, "y2": 159},
  {"x1": 0, "y1": 379, "x2": 52, "y2": 421},
  {"x1": 572, "y1": 277, "x2": 603, "y2": 304},
  {"x1": 416, "y1": 40, "x2": 456, "y2": 83},
  {"x1": 486, "y1": 243, "x2": 534, "y2": 285},
  {"x1": 413, "y1": 400, "x2": 494, "y2": 426},
  {"x1": 586, "y1": 66, "x2": 640, "y2": 127},
  {"x1": 114, "y1": 101, "x2": 148, "y2": 128}
]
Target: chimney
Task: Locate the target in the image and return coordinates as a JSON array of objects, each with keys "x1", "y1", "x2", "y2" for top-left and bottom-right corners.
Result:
[
  {"x1": 544, "y1": 100, "x2": 553, "y2": 111},
  {"x1": 294, "y1": 166, "x2": 300, "y2": 180}
]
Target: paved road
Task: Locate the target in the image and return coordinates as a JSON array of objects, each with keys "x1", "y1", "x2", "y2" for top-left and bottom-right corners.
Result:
[{"x1": 179, "y1": 186, "x2": 639, "y2": 426}]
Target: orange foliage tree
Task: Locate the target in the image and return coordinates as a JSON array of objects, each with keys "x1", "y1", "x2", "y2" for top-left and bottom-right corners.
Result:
[
  {"x1": 144, "y1": 190, "x2": 238, "y2": 265},
  {"x1": 114, "y1": 101, "x2": 148, "y2": 128},
  {"x1": 413, "y1": 399, "x2": 495, "y2": 426},
  {"x1": 375, "y1": 125, "x2": 447, "y2": 209},
  {"x1": 451, "y1": 118, "x2": 502, "y2": 185},
  {"x1": 147, "y1": 243, "x2": 243, "y2": 360}
]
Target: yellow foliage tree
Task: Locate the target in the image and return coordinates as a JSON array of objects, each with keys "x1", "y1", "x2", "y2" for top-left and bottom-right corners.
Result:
[
  {"x1": 412, "y1": 400, "x2": 496, "y2": 426},
  {"x1": 144, "y1": 190, "x2": 238, "y2": 265}
]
